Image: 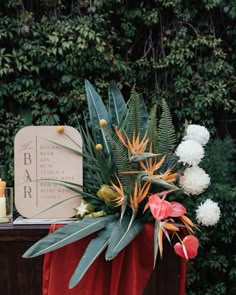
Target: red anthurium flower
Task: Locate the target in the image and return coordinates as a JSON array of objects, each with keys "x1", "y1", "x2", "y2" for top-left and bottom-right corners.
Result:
[
  {"x1": 174, "y1": 235, "x2": 199, "y2": 259},
  {"x1": 170, "y1": 201, "x2": 186, "y2": 217},
  {"x1": 149, "y1": 195, "x2": 172, "y2": 220}
]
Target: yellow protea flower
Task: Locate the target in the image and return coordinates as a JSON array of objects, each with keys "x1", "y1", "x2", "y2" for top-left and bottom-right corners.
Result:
[{"x1": 97, "y1": 184, "x2": 120, "y2": 204}]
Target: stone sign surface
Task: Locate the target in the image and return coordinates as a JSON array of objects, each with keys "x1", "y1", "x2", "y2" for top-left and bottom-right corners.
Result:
[{"x1": 14, "y1": 126, "x2": 82, "y2": 218}]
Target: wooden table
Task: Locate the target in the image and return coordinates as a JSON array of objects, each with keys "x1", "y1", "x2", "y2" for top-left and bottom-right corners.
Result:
[{"x1": 0, "y1": 224, "x2": 49, "y2": 295}]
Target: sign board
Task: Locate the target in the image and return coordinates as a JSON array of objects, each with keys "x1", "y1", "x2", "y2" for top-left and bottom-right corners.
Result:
[{"x1": 14, "y1": 126, "x2": 83, "y2": 218}]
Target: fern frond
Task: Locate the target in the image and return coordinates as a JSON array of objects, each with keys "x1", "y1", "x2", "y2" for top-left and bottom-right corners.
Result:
[
  {"x1": 147, "y1": 104, "x2": 159, "y2": 153},
  {"x1": 124, "y1": 87, "x2": 148, "y2": 138},
  {"x1": 158, "y1": 98, "x2": 176, "y2": 156},
  {"x1": 105, "y1": 129, "x2": 136, "y2": 194}
]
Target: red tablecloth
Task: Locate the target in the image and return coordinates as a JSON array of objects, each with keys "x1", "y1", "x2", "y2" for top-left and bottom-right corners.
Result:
[{"x1": 42, "y1": 223, "x2": 186, "y2": 295}]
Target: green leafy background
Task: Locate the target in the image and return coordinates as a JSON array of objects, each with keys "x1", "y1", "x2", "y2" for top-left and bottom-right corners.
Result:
[{"x1": 0, "y1": 1, "x2": 236, "y2": 294}]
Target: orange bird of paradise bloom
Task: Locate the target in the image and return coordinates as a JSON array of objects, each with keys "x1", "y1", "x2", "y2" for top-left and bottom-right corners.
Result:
[
  {"x1": 111, "y1": 175, "x2": 127, "y2": 207},
  {"x1": 139, "y1": 155, "x2": 166, "y2": 176},
  {"x1": 151, "y1": 164, "x2": 178, "y2": 183},
  {"x1": 115, "y1": 128, "x2": 149, "y2": 156},
  {"x1": 180, "y1": 214, "x2": 199, "y2": 233},
  {"x1": 139, "y1": 145, "x2": 178, "y2": 181},
  {"x1": 129, "y1": 181, "x2": 151, "y2": 212},
  {"x1": 122, "y1": 154, "x2": 178, "y2": 183}
]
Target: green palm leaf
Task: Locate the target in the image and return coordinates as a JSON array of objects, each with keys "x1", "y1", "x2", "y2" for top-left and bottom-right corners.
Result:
[
  {"x1": 105, "y1": 215, "x2": 145, "y2": 260},
  {"x1": 23, "y1": 216, "x2": 114, "y2": 258},
  {"x1": 108, "y1": 81, "x2": 128, "y2": 126},
  {"x1": 130, "y1": 152, "x2": 158, "y2": 163},
  {"x1": 40, "y1": 179, "x2": 103, "y2": 206},
  {"x1": 85, "y1": 80, "x2": 110, "y2": 155},
  {"x1": 69, "y1": 221, "x2": 116, "y2": 289},
  {"x1": 142, "y1": 176, "x2": 179, "y2": 190},
  {"x1": 79, "y1": 123, "x2": 112, "y2": 190},
  {"x1": 85, "y1": 80, "x2": 110, "y2": 128},
  {"x1": 45, "y1": 126, "x2": 111, "y2": 194}
]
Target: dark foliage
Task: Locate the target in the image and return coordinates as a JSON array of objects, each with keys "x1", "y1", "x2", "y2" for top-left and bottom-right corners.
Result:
[{"x1": 0, "y1": 1, "x2": 236, "y2": 293}]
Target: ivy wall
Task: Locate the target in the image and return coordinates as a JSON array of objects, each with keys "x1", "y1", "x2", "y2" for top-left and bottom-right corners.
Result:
[{"x1": 0, "y1": 1, "x2": 236, "y2": 294}]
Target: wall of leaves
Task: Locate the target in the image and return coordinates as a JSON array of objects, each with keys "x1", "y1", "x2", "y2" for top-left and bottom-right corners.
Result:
[{"x1": 0, "y1": 1, "x2": 236, "y2": 294}]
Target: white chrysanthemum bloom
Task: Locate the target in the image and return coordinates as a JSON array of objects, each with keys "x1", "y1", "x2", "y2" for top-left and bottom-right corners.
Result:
[
  {"x1": 196, "y1": 199, "x2": 220, "y2": 226},
  {"x1": 184, "y1": 124, "x2": 210, "y2": 146},
  {"x1": 179, "y1": 166, "x2": 210, "y2": 195},
  {"x1": 175, "y1": 139, "x2": 204, "y2": 166}
]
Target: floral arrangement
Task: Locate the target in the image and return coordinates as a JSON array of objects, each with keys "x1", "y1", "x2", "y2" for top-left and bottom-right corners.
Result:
[{"x1": 23, "y1": 81, "x2": 220, "y2": 288}]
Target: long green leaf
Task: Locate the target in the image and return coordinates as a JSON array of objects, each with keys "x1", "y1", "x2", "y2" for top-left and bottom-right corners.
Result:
[
  {"x1": 85, "y1": 80, "x2": 111, "y2": 155},
  {"x1": 129, "y1": 152, "x2": 158, "y2": 163},
  {"x1": 108, "y1": 81, "x2": 128, "y2": 126},
  {"x1": 142, "y1": 176, "x2": 179, "y2": 190},
  {"x1": 23, "y1": 216, "x2": 114, "y2": 258},
  {"x1": 29, "y1": 194, "x2": 81, "y2": 218},
  {"x1": 38, "y1": 179, "x2": 101, "y2": 201},
  {"x1": 69, "y1": 221, "x2": 116, "y2": 289},
  {"x1": 45, "y1": 134, "x2": 110, "y2": 194},
  {"x1": 85, "y1": 80, "x2": 110, "y2": 128},
  {"x1": 105, "y1": 216, "x2": 130, "y2": 260},
  {"x1": 79, "y1": 123, "x2": 112, "y2": 187},
  {"x1": 105, "y1": 216, "x2": 145, "y2": 260}
]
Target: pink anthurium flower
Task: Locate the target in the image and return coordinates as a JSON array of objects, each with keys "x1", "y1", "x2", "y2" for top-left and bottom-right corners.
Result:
[
  {"x1": 170, "y1": 201, "x2": 186, "y2": 217},
  {"x1": 174, "y1": 235, "x2": 199, "y2": 259},
  {"x1": 149, "y1": 195, "x2": 172, "y2": 220}
]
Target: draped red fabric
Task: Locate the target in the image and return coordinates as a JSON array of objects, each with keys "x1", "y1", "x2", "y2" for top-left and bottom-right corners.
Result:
[
  {"x1": 179, "y1": 256, "x2": 187, "y2": 295},
  {"x1": 42, "y1": 223, "x2": 186, "y2": 295}
]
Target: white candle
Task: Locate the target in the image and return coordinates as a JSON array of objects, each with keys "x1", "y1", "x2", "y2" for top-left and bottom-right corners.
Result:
[
  {"x1": 0, "y1": 197, "x2": 6, "y2": 218},
  {"x1": 0, "y1": 179, "x2": 6, "y2": 196}
]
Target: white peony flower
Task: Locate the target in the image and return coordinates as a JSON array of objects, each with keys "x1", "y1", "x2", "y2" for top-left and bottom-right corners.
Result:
[
  {"x1": 179, "y1": 166, "x2": 210, "y2": 195},
  {"x1": 175, "y1": 139, "x2": 204, "y2": 166},
  {"x1": 184, "y1": 124, "x2": 210, "y2": 146},
  {"x1": 196, "y1": 199, "x2": 220, "y2": 226}
]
